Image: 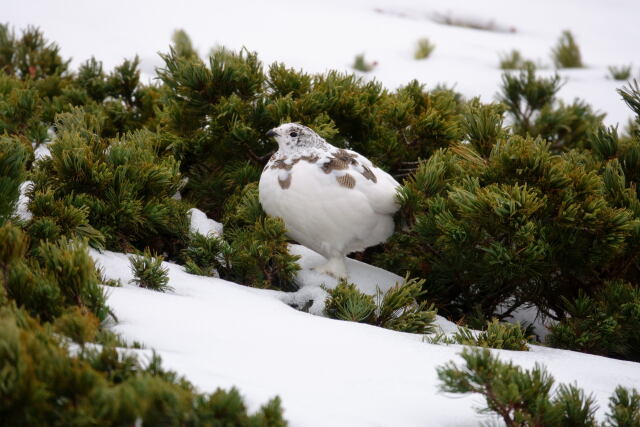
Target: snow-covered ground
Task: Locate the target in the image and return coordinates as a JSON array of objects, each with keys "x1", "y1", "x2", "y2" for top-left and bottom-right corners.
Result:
[
  {"x1": 93, "y1": 243, "x2": 640, "y2": 427},
  {"x1": 86, "y1": 209, "x2": 640, "y2": 427},
  {"x1": 6, "y1": 0, "x2": 640, "y2": 126}
]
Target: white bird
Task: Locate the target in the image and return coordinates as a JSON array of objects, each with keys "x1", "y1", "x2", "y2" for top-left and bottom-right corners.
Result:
[{"x1": 258, "y1": 123, "x2": 400, "y2": 279}]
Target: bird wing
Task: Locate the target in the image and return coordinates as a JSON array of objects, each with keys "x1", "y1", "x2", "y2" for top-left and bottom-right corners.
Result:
[{"x1": 320, "y1": 148, "x2": 400, "y2": 215}]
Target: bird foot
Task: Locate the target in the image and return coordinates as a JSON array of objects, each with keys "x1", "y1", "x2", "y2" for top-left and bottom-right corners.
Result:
[{"x1": 312, "y1": 257, "x2": 348, "y2": 280}]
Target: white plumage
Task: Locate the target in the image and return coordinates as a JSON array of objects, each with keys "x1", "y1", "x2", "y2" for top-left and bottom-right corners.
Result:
[{"x1": 258, "y1": 123, "x2": 400, "y2": 279}]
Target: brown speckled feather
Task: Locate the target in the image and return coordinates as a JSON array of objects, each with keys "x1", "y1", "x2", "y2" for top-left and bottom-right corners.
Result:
[
  {"x1": 336, "y1": 173, "x2": 356, "y2": 189},
  {"x1": 278, "y1": 174, "x2": 292, "y2": 189},
  {"x1": 361, "y1": 165, "x2": 377, "y2": 183}
]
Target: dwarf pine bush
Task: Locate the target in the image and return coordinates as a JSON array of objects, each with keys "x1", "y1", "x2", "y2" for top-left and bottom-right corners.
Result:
[
  {"x1": 0, "y1": 136, "x2": 27, "y2": 224},
  {"x1": 461, "y1": 99, "x2": 506, "y2": 157},
  {"x1": 178, "y1": 183, "x2": 300, "y2": 290},
  {"x1": 546, "y1": 280, "x2": 640, "y2": 362},
  {"x1": 498, "y1": 49, "x2": 534, "y2": 70},
  {"x1": 436, "y1": 348, "x2": 640, "y2": 426},
  {"x1": 0, "y1": 74, "x2": 48, "y2": 143},
  {"x1": 0, "y1": 24, "x2": 69, "y2": 79},
  {"x1": 52, "y1": 306, "x2": 100, "y2": 347},
  {"x1": 607, "y1": 387, "x2": 640, "y2": 426},
  {"x1": 226, "y1": 216, "x2": 301, "y2": 290},
  {"x1": 30, "y1": 108, "x2": 190, "y2": 255},
  {"x1": 414, "y1": 38, "x2": 436, "y2": 60},
  {"x1": 373, "y1": 66, "x2": 640, "y2": 330},
  {"x1": 552, "y1": 30, "x2": 584, "y2": 68},
  {"x1": 27, "y1": 190, "x2": 105, "y2": 248},
  {"x1": 0, "y1": 222, "x2": 109, "y2": 322},
  {"x1": 499, "y1": 64, "x2": 603, "y2": 150},
  {"x1": 171, "y1": 29, "x2": 198, "y2": 60},
  {"x1": 375, "y1": 276, "x2": 437, "y2": 334},
  {"x1": 0, "y1": 27, "x2": 160, "y2": 137},
  {"x1": 181, "y1": 232, "x2": 230, "y2": 276},
  {"x1": 377, "y1": 135, "x2": 635, "y2": 322},
  {"x1": 324, "y1": 277, "x2": 437, "y2": 334},
  {"x1": 608, "y1": 65, "x2": 632, "y2": 81},
  {"x1": 324, "y1": 281, "x2": 377, "y2": 323},
  {"x1": 352, "y1": 53, "x2": 375, "y2": 72},
  {"x1": 428, "y1": 319, "x2": 532, "y2": 351},
  {"x1": 129, "y1": 249, "x2": 172, "y2": 292}
]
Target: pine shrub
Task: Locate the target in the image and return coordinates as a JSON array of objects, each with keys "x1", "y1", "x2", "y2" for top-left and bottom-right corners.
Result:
[
  {"x1": 38, "y1": 237, "x2": 109, "y2": 317},
  {"x1": 546, "y1": 280, "x2": 640, "y2": 362},
  {"x1": 552, "y1": 30, "x2": 584, "y2": 68},
  {"x1": 607, "y1": 386, "x2": 640, "y2": 426},
  {"x1": 30, "y1": 108, "x2": 190, "y2": 255},
  {"x1": 619, "y1": 80, "x2": 640, "y2": 123},
  {"x1": 324, "y1": 277, "x2": 437, "y2": 334},
  {"x1": 27, "y1": 190, "x2": 105, "y2": 248},
  {"x1": 414, "y1": 38, "x2": 436, "y2": 60},
  {"x1": 377, "y1": 134, "x2": 634, "y2": 321},
  {"x1": 438, "y1": 348, "x2": 602, "y2": 426},
  {"x1": 498, "y1": 64, "x2": 603, "y2": 151},
  {"x1": 0, "y1": 27, "x2": 160, "y2": 138},
  {"x1": 0, "y1": 74, "x2": 47, "y2": 142},
  {"x1": 498, "y1": 49, "x2": 535, "y2": 70},
  {"x1": 608, "y1": 65, "x2": 632, "y2": 81},
  {"x1": 181, "y1": 232, "x2": 229, "y2": 276},
  {"x1": 499, "y1": 63, "x2": 562, "y2": 134},
  {"x1": 475, "y1": 319, "x2": 532, "y2": 350},
  {"x1": 0, "y1": 221, "x2": 109, "y2": 322},
  {"x1": 223, "y1": 182, "x2": 301, "y2": 290},
  {"x1": 178, "y1": 183, "x2": 300, "y2": 290},
  {"x1": 461, "y1": 99, "x2": 506, "y2": 157},
  {"x1": 224, "y1": 216, "x2": 300, "y2": 290},
  {"x1": 427, "y1": 319, "x2": 532, "y2": 351},
  {"x1": 129, "y1": 249, "x2": 172, "y2": 292},
  {"x1": 0, "y1": 135, "x2": 28, "y2": 224},
  {"x1": 352, "y1": 53, "x2": 375, "y2": 72},
  {"x1": 375, "y1": 276, "x2": 437, "y2": 334},
  {"x1": 324, "y1": 281, "x2": 376, "y2": 323},
  {"x1": 52, "y1": 306, "x2": 100, "y2": 347},
  {"x1": 0, "y1": 24, "x2": 69, "y2": 79},
  {"x1": 171, "y1": 29, "x2": 198, "y2": 60}
]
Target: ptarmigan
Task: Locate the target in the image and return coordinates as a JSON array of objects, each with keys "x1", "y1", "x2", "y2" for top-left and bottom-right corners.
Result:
[{"x1": 258, "y1": 123, "x2": 400, "y2": 279}]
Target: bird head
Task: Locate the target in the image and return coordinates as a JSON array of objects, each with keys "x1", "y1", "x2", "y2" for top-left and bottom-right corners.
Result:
[{"x1": 265, "y1": 123, "x2": 326, "y2": 152}]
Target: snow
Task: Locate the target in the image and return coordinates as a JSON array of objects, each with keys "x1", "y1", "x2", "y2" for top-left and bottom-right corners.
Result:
[
  {"x1": 89, "y1": 210, "x2": 640, "y2": 426},
  {"x1": 33, "y1": 142, "x2": 51, "y2": 160},
  {"x1": 15, "y1": 181, "x2": 33, "y2": 222},
  {"x1": 93, "y1": 248, "x2": 640, "y2": 426},
  {"x1": 5, "y1": 0, "x2": 640, "y2": 127},
  {"x1": 188, "y1": 208, "x2": 223, "y2": 237}
]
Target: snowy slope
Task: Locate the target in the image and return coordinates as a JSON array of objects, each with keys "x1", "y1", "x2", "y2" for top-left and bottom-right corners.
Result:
[
  {"x1": 94, "y1": 248, "x2": 640, "y2": 426},
  {"x1": 5, "y1": 0, "x2": 640, "y2": 126}
]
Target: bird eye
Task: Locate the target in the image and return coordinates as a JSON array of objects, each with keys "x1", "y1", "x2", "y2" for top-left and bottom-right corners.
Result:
[{"x1": 289, "y1": 132, "x2": 298, "y2": 137}]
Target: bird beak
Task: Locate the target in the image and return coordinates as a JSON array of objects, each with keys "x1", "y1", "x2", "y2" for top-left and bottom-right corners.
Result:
[{"x1": 266, "y1": 129, "x2": 278, "y2": 138}]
